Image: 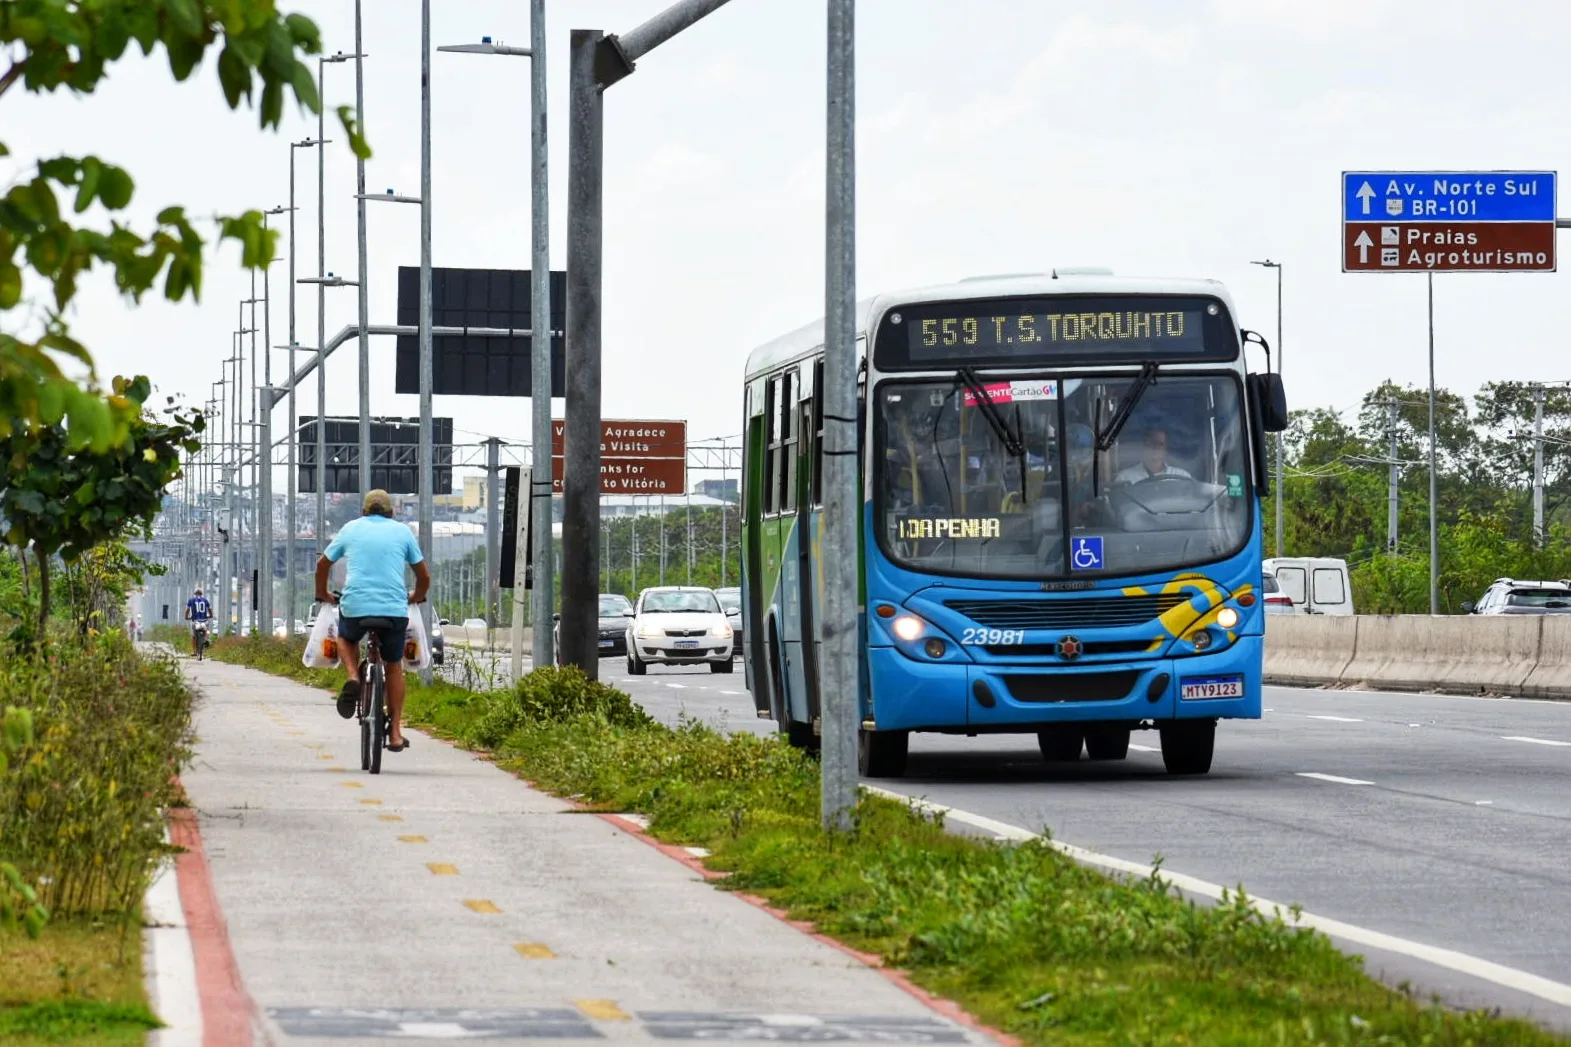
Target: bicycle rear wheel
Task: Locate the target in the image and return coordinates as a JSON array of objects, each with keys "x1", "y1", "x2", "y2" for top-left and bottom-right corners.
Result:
[
  {"x1": 359, "y1": 663, "x2": 374, "y2": 771},
  {"x1": 369, "y1": 664, "x2": 385, "y2": 775}
]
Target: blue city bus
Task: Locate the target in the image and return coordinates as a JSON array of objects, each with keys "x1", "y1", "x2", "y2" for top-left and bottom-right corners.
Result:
[{"x1": 738, "y1": 271, "x2": 1288, "y2": 777}]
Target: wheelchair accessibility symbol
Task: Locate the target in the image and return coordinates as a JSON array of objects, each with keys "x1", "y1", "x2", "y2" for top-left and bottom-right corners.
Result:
[{"x1": 1072, "y1": 536, "x2": 1105, "y2": 571}]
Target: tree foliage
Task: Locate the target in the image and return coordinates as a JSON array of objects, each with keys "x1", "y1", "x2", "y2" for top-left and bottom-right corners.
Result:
[
  {"x1": 0, "y1": 1, "x2": 370, "y2": 450},
  {"x1": 1279, "y1": 380, "x2": 1571, "y2": 613},
  {"x1": 0, "y1": 376, "x2": 202, "y2": 630}
]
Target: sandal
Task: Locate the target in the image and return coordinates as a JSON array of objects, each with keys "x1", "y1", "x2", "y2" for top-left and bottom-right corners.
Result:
[
  {"x1": 387, "y1": 738, "x2": 411, "y2": 752},
  {"x1": 336, "y1": 679, "x2": 361, "y2": 720}
]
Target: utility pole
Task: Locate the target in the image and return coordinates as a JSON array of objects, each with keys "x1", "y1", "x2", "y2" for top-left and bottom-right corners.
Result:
[
  {"x1": 1386, "y1": 399, "x2": 1399, "y2": 555},
  {"x1": 1533, "y1": 382, "x2": 1546, "y2": 548},
  {"x1": 821, "y1": 0, "x2": 859, "y2": 830},
  {"x1": 417, "y1": 0, "x2": 436, "y2": 681}
]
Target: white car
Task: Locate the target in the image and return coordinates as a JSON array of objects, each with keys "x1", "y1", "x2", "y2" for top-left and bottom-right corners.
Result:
[{"x1": 625, "y1": 586, "x2": 734, "y2": 675}]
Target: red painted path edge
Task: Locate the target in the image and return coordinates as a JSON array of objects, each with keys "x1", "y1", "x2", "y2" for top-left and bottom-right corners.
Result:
[{"x1": 167, "y1": 804, "x2": 273, "y2": 1047}]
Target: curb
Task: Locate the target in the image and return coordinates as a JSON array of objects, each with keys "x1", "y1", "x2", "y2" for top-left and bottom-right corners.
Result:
[{"x1": 167, "y1": 804, "x2": 275, "y2": 1047}]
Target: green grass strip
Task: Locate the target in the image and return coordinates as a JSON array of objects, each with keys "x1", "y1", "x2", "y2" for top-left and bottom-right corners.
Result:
[{"x1": 207, "y1": 637, "x2": 1570, "y2": 1046}]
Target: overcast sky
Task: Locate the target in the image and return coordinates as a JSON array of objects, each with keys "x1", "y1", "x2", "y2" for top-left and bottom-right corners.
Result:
[{"x1": 8, "y1": 0, "x2": 1571, "y2": 487}]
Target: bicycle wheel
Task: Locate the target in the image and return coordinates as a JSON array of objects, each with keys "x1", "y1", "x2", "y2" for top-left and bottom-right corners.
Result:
[{"x1": 369, "y1": 664, "x2": 385, "y2": 775}]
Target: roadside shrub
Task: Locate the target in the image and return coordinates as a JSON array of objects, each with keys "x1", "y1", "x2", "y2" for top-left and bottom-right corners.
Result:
[
  {"x1": 0, "y1": 634, "x2": 194, "y2": 915},
  {"x1": 466, "y1": 665, "x2": 654, "y2": 748}
]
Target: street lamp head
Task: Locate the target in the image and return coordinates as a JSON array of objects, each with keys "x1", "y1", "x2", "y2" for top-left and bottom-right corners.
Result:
[
  {"x1": 1250, "y1": 259, "x2": 1281, "y2": 269},
  {"x1": 322, "y1": 50, "x2": 366, "y2": 64},
  {"x1": 292, "y1": 137, "x2": 329, "y2": 149}
]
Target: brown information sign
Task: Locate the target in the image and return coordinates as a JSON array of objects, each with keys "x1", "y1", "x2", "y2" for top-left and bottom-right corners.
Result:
[
  {"x1": 549, "y1": 456, "x2": 686, "y2": 495},
  {"x1": 1343, "y1": 221, "x2": 1555, "y2": 273},
  {"x1": 550, "y1": 419, "x2": 686, "y2": 459}
]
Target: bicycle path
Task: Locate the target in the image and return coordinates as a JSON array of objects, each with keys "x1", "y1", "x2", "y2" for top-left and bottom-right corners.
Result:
[{"x1": 170, "y1": 656, "x2": 997, "y2": 1045}]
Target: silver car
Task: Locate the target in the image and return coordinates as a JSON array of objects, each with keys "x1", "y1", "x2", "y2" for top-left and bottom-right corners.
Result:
[{"x1": 1463, "y1": 578, "x2": 1571, "y2": 615}]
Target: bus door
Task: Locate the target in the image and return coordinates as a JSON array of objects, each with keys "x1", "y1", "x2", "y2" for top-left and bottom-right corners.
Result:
[
  {"x1": 761, "y1": 369, "x2": 806, "y2": 724},
  {"x1": 796, "y1": 359, "x2": 825, "y2": 732}
]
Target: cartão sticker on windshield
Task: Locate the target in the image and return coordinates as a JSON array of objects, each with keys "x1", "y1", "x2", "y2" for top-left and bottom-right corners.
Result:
[{"x1": 962, "y1": 380, "x2": 1058, "y2": 406}]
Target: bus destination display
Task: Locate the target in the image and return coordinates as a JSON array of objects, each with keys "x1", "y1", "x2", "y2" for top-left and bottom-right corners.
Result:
[
  {"x1": 909, "y1": 308, "x2": 1204, "y2": 357},
  {"x1": 878, "y1": 295, "x2": 1236, "y2": 369}
]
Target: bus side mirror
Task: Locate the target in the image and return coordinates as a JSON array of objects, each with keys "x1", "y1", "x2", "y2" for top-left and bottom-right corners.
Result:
[{"x1": 1250, "y1": 373, "x2": 1288, "y2": 432}]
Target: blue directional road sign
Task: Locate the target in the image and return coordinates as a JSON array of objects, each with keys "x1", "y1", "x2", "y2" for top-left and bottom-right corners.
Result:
[{"x1": 1341, "y1": 170, "x2": 1557, "y2": 273}]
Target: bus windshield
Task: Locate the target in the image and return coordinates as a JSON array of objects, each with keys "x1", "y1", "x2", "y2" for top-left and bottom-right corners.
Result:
[{"x1": 877, "y1": 372, "x2": 1252, "y2": 579}]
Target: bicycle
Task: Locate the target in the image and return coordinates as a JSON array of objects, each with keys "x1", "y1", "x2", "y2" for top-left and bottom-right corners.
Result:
[
  {"x1": 328, "y1": 596, "x2": 399, "y2": 775},
  {"x1": 192, "y1": 621, "x2": 210, "y2": 661}
]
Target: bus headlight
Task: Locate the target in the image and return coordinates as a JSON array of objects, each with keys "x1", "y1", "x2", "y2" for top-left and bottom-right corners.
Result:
[
  {"x1": 891, "y1": 615, "x2": 924, "y2": 642},
  {"x1": 1216, "y1": 607, "x2": 1239, "y2": 630},
  {"x1": 1191, "y1": 629, "x2": 1214, "y2": 651}
]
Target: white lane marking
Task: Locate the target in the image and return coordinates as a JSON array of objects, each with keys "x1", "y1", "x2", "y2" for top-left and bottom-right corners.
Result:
[
  {"x1": 1296, "y1": 772, "x2": 1375, "y2": 786},
  {"x1": 1129, "y1": 743, "x2": 1159, "y2": 753},
  {"x1": 665, "y1": 683, "x2": 688, "y2": 690},
  {"x1": 864, "y1": 785, "x2": 1571, "y2": 1009},
  {"x1": 1308, "y1": 715, "x2": 1363, "y2": 723},
  {"x1": 1476, "y1": 801, "x2": 1494, "y2": 806},
  {"x1": 685, "y1": 846, "x2": 711, "y2": 858},
  {"x1": 617, "y1": 813, "x2": 651, "y2": 829},
  {"x1": 144, "y1": 845, "x2": 202, "y2": 1047},
  {"x1": 720, "y1": 690, "x2": 744, "y2": 696},
  {"x1": 1501, "y1": 735, "x2": 1571, "y2": 748}
]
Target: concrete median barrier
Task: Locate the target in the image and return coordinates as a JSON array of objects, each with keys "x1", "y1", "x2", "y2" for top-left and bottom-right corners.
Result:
[
  {"x1": 1522, "y1": 618, "x2": 1571, "y2": 698},
  {"x1": 1262, "y1": 614, "x2": 1355, "y2": 687},
  {"x1": 1265, "y1": 614, "x2": 1564, "y2": 699}
]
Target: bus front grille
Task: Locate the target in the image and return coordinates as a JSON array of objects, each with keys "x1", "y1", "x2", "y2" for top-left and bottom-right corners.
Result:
[
  {"x1": 946, "y1": 594, "x2": 1187, "y2": 629},
  {"x1": 1002, "y1": 671, "x2": 1140, "y2": 704}
]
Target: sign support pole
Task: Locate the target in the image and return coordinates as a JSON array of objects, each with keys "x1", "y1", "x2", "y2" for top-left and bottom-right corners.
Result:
[{"x1": 1427, "y1": 271, "x2": 1438, "y2": 616}]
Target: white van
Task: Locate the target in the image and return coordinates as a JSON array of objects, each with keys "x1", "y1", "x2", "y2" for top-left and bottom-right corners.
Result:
[{"x1": 1262, "y1": 557, "x2": 1353, "y2": 616}]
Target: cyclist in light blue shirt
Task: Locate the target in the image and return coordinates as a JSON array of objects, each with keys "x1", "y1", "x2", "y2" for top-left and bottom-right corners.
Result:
[{"x1": 315, "y1": 490, "x2": 430, "y2": 751}]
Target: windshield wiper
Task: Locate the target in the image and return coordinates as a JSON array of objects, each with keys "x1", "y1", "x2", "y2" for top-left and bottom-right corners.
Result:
[
  {"x1": 957, "y1": 367, "x2": 1029, "y2": 504},
  {"x1": 1095, "y1": 362, "x2": 1159, "y2": 453}
]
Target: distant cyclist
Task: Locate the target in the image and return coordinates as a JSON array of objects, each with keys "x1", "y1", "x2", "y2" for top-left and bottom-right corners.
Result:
[
  {"x1": 314, "y1": 489, "x2": 430, "y2": 753},
  {"x1": 185, "y1": 587, "x2": 213, "y2": 657}
]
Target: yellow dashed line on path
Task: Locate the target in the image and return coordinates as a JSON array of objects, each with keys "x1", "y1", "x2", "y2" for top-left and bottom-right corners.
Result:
[
  {"x1": 377, "y1": 813, "x2": 402, "y2": 821},
  {"x1": 340, "y1": 781, "x2": 363, "y2": 789},
  {"x1": 327, "y1": 767, "x2": 347, "y2": 773},
  {"x1": 360, "y1": 799, "x2": 383, "y2": 806},
  {"x1": 514, "y1": 943, "x2": 555, "y2": 960},
  {"x1": 462, "y1": 899, "x2": 500, "y2": 914},
  {"x1": 398, "y1": 835, "x2": 427, "y2": 843},
  {"x1": 288, "y1": 732, "x2": 305, "y2": 736},
  {"x1": 318, "y1": 754, "x2": 336, "y2": 760},
  {"x1": 574, "y1": 999, "x2": 629, "y2": 1021},
  {"x1": 426, "y1": 863, "x2": 459, "y2": 876}
]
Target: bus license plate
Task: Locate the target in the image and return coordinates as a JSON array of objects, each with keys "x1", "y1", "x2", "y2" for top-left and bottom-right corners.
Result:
[
  {"x1": 1180, "y1": 675, "x2": 1243, "y2": 700},
  {"x1": 674, "y1": 640, "x2": 699, "y2": 649}
]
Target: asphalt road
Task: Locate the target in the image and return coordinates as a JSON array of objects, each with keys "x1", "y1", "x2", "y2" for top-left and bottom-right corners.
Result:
[{"x1": 502, "y1": 655, "x2": 1571, "y2": 1033}]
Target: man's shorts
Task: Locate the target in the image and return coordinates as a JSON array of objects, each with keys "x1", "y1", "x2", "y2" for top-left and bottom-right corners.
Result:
[{"x1": 337, "y1": 614, "x2": 409, "y2": 663}]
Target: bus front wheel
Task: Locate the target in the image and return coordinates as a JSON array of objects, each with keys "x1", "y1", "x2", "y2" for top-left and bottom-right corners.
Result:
[
  {"x1": 858, "y1": 728, "x2": 908, "y2": 778},
  {"x1": 1159, "y1": 720, "x2": 1215, "y2": 775}
]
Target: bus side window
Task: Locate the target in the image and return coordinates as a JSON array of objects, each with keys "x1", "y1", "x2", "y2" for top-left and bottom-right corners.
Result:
[
  {"x1": 810, "y1": 357, "x2": 825, "y2": 508},
  {"x1": 764, "y1": 374, "x2": 781, "y2": 515},
  {"x1": 780, "y1": 369, "x2": 799, "y2": 514}
]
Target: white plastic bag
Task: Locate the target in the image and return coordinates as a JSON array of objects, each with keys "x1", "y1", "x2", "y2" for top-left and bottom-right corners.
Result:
[
  {"x1": 403, "y1": 604, "x2": 432, "y2": 670},
  {"x1": 302, "y1": 606, "x2": 341, "y2": 669}
]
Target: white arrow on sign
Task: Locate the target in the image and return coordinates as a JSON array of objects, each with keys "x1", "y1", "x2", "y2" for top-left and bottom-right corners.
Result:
[
  {"x1": 1354, "y1": 230, "x2": 1373, "y2": 263},
  {"x1": 1356, "y1": 181, "x2": 1375, "y2": 215}
]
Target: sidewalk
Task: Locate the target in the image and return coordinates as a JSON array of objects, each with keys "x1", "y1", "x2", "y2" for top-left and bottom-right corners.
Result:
[{"x1": 165, "y1": 657, "x2": 997, "y2": 1045}]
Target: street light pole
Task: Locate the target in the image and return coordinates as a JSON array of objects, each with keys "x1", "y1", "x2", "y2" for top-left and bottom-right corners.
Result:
[
  {"x1": 318, "y1": 51, "x2": 359, "y2": 552},
  {"x1": 287, "y1": 137, "x2": 327, "y2": 632},
  {"x1": 353, "y1": 4, "x2": 373, "y2": 505},
  {"x1": 437, "y1": 6, "x2": 551, "y2": 673},
  {"x1": 1250, "y1": 258, "x2": 1283, "y2": 558},
  {"x1": 419, "y1": 0, "x2": 435, "y2": 670},
  {"x1": 259, "y1": 205, "x2": 288, "y2": 634}
]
